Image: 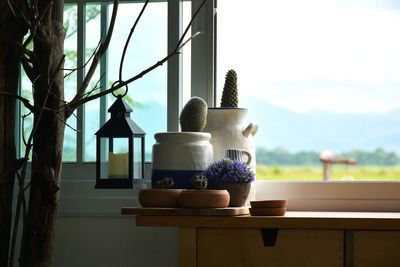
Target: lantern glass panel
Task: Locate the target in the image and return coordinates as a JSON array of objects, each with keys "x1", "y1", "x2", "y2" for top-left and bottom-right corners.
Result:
[
  {"x1": 100, "y1": 137, "x2": 130, "y2": 179},
  {"x1": 134, "y1": 138, "x2": 143, "y2": 178}
]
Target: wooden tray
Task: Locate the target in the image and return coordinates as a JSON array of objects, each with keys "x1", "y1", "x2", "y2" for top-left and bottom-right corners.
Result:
[{"x1": 121, "y1": 207, "x2": 249, "y2": 216}]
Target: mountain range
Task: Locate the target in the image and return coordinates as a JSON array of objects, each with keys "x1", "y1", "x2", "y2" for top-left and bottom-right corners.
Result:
[{"x1": 241, "y1": 95, "x2": 400, "y2": 154}]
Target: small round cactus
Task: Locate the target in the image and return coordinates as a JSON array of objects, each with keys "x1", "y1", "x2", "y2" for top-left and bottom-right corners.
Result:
[
  {"x1": 155, "y1": 177, "x2": 175, "y2": 189},
  {"x1": 191, "y1": 174, "x2": 208, "y2": 190},
  {"x1": 220, "y1": 69, "x2": 239, "y2": 107},
  {"x1": 180, "y1": 97, "x2": 208, "y2": 132}
]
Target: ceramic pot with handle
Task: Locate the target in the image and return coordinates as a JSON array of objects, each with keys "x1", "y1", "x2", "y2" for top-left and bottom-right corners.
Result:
[{"x1": 203, "y1": 108, "x2": 258, "y2": 173}]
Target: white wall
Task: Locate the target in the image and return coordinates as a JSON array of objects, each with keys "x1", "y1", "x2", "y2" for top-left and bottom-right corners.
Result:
[
  {"x1": 53, "y1": 179, "x2": 179, "y2": 267},
  {"x1": 54, "y1": 216, "x2": 178, "y2": 267}
]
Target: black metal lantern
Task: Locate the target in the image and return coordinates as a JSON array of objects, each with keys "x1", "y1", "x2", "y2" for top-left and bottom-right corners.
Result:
[{"x1": 95, "y1": 94, "x2": 146, "y2": 189}]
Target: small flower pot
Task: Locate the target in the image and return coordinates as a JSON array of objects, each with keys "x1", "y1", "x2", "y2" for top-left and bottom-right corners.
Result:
[
  {"x1": 208, "y1": 183, "x2": 251, "y2": 207},
  {"x1": 139, "y1": 189, "x2": 183, "y2": 207},
  {"x1": 178, "y1": 190, "x2": 230, "y2": 208}
]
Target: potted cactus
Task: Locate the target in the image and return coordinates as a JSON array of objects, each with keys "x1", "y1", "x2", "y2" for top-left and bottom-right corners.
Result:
[
  {"x1": 203, "y1": 70, "x2": 258, "y2": 174},
  {"x1": 204, "y1": 158, "x2": 255, "y2": 207},
  {"x1": 178, "y1": 175, "x2": 230, "y2": 208},
  {"x1": 138, "y1": 177, "x2": 183, "y2": 207},
  {"x1": 151, "y1": 97, "x2": 214, "y2": 189}
]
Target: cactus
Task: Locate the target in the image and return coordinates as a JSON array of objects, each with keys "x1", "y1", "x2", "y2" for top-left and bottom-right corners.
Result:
[
  {"x1": 179, "y1": 97, "x2": 208, "y2": 132},
  {"x1": 155, "y1": 177, "x2": 175, "y2": 189},
  {"x1": 220, "y1": 69, "x2": 238, "y2": 107},
  {"x1": 191, "y1": 174, "x2": 208, "y2": 190}
]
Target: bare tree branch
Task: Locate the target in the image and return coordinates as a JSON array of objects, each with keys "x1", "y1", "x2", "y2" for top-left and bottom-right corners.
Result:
[
  {"x1": 0, "y1": 92, "x2": 35, "y2": 112},
  {"x1": 5, "y1": 0, "x2": 17, "y2": 18},
  {"x1": 119, "y1": 0, "x2": 149, "y2": 81},
  {"x1": 52, "y1": 111, "x2": 78, "y2": 132},
  {"x1": 21, "y1": 112, "x2": 32, "y2": 147},
  {"x1": 177, "y1": 31, "x2": 202, "y2": 51},
  {"x1": 66, "y1": 0, "x2": 119, "y2": 118},
  {"x1": 62, "y1": 41, "x2": 100, "y2": 72},
  {"x1": 21, "y1": 56, "x2": 36, "y2": 81},
  {"x1": 66, "y1": 0, "x2": 207, "y2": 113}
]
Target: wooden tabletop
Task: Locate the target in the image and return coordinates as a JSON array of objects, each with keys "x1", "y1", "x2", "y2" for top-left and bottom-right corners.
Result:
[{"x1": 134, "y1": 211, "x2": 400, "y2": 230}]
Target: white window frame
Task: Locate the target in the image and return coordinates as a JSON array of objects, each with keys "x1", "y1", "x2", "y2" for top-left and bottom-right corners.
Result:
[{"x1": 193, "y1": 0, "x2": 400, "y2": 212}]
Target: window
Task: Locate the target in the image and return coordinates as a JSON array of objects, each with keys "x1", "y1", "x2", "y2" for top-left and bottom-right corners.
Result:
[
  {"x1": 211, "y1": 0, "x2": 400, "y2": 210},
  {"x1": 216, "y1": 0, "x2": 400, "y2": 182}
]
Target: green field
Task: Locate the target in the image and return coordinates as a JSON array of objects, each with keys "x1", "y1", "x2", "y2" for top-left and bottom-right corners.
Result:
[{"x1": 256, "y1": 165, "x2": 400, "y2": 181}]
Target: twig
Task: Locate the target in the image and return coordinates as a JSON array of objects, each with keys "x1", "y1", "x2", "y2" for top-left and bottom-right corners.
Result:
[
  {"x1": 82, "y1": 73, "x2": 104, "y2": 98},
  {"x1": 119, "y1": 0, "x2": 149, "y2": 81},
  {"x1": 21, "y1": 112, "x2": 32, "y2": 147},
  {"x1": 67, "y1": 0, "x2": 207, "y2": 111},
  {"x1": 52, "y1": 111, "x2": 79, "y2": 132},
  {"x1": 5, "y1": 0, "x2": 17, "y2": 18},
  {"x1": 0, "y1": 92, "x2": 35, "y2": 112},
  {"x1": 63, "y1": 41, "x2": 101, "y2": 72},
  {"x1": 21, "y1": 57, "x2": 35, "y2": 82},
  {"x1": 177, "y1": 31, "x2": 202, "y2": 51}
]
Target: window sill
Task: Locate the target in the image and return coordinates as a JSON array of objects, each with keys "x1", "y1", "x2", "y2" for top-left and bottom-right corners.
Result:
[{"x1": 255, "y1": 180, "x2": 400, "y2": 212}]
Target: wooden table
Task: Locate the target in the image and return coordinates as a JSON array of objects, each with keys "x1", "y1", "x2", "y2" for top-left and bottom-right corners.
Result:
[{"x1": 123, "y1": 210, "x2": 400, "y2": 267}]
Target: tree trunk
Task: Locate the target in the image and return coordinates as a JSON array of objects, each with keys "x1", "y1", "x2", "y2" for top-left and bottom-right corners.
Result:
[
  {"x1": 0, "y1": 2, "x2": 24, "y2": 265},
  {"x1": 21, "y1": 0, "x2": 66, "y2": 265}
]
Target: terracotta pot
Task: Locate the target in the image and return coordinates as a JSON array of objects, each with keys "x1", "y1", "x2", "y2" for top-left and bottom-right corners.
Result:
[
  {"x1": 250, "y1": 200, "x2": 288, "y2": 208},
  {"x1": 139, "y1": 189, "x2": 183, "y2": 207},
  {"x1": 209, "y1": 183, "x2": 251, "y2": 207},
  {"x1": 178, "y1": 190, "x2": 230, "y2": 208},
  {"x1": 249, "y1": 207, "x2": 287, "y2": 216}
]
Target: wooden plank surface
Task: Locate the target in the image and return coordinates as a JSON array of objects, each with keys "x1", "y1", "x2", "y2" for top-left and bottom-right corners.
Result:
[
  {"x1": 121, "y1": 206, "x2": 249, "y2": 216},
  {"x1": 134, "y1": 211, "x2": 400, "y2": 230}
]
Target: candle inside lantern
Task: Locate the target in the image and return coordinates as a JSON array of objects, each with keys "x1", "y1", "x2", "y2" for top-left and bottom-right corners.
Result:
[{"x1": 108, "y1": 152, "x2": 129, "y2": 178}]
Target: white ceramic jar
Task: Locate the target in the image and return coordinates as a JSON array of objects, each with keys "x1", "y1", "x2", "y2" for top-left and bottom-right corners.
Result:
[
  {"x1": 151, "y1": 132, "x2": 213, "y2": 189},
  {"x1": 203, "y1": 108, "x2": 258, "y2": 203},
  {"x1": 203, "y1": 108, "x2": 258, "y2": 173}
]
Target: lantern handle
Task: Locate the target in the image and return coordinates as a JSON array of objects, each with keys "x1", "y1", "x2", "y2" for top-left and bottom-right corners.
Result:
[{"x1": 111, "y1": 80, "x2": 128, "y2": 98}]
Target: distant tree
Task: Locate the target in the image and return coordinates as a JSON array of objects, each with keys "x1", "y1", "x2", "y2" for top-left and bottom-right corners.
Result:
[{"x1": 257, "y1": 147, "x2": 400, "y2": 166}]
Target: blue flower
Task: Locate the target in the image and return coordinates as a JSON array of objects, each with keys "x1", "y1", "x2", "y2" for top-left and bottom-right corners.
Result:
[{"x1": 203, "y1": 158, "x2": 255, "y2": 183}]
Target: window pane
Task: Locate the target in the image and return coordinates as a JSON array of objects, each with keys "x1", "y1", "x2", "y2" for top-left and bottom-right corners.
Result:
[
  {"x1": 84, "y1": 4, "x2": 101, "y2": 162},
  {"x1": 107, "y1": 2, "x2": 168, "y2": 161},
  {"x1": 20, "y1": 69, "x2": 33, "y2": 159},
  {"x1": 182, "y1": 1, "x2": 192, "y2": 104},
  {"x1": 217, "y1": 0, "x2": 400, "y2": 181},
  {"x1": 63, "y1": 4, "x2": 78, "y2": 162}
]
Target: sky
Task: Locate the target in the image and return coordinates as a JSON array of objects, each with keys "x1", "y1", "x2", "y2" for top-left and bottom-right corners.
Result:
[{"x1": 217, "y1": 0, "x2": 400, "y2": 113}]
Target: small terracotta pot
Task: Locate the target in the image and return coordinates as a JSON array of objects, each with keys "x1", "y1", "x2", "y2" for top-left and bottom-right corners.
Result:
[
  {"x1": 178, "y1": 190, "x2": 230, "y2": 208},
  {"x1": 250, "y1": 200, "x2": 288, "y2": 208},
  {"x1": 208, "y1": 183, "x2": 251, "y2": 207},
  {"x1": 139, "y1": 189, "x2": 183, "y2": 207},
  {"x1": 249, "y1": 207, "x2": 287, "y2": 216}
]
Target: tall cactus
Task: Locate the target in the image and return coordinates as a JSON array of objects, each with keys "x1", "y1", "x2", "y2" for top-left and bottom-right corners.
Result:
[
  {"x1": 180, "y1": 96, "x2": 208, "y2": 132},
  {"x1": 220, "y1": 69, "x2": 238, "y2": 107}
]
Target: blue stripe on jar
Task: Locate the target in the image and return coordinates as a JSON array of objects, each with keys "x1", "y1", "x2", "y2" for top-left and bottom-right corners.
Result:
[{"x1": 151, "y1": 169, "x2": 205, "y2": 189}]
